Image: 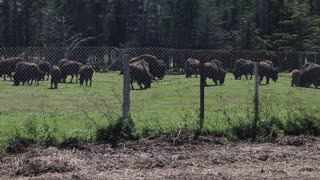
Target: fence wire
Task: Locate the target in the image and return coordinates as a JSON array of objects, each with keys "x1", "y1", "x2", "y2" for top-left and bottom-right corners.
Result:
[{"x1": 0, "y1": 46, "x2": 319, "y2": 143}]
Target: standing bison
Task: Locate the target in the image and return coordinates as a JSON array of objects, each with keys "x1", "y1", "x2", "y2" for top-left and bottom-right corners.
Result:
[
  {"x1": 37, "y1": 61, "x2": 52, "y2": 81},
  {"x1": 299, "y1": 63, "x2": 320, "y2": 88},
  {"x1": 59, "y1": 59, "x2": 83, "y2": 83},
  {"x1": 79, "y1": 64, "x2": 95, "y2": 86},
  {"x1": 258, "y1": 61, "x2": 279, "y2": 84},
  {"x1": 233, "y1": 59, "x2": 254, "y2": 80},
  {"x1": 130, "y1": 60, "x2": 152, "y2": 90},
  {"x1": 130, "y1": 54, "x2": 166, "y2": 80},
  {"x1": 50, "y1": 65, "x2": 61, "y2": 89},
  {"x1": 203, "y1": 60, "x2": 226, "y2": 86},
  {"x1": 13, "y1": 62, "x2": 43, "y2": 86},
  {"x1": 58, "y1": 59, "x2": 70, "y2": 67},
  {"x1": 185, "y1": 58, "x2": 200, "y2": 78},
  {"x1": 0, "y1": 57, "x2": 26, "y2": 81}
]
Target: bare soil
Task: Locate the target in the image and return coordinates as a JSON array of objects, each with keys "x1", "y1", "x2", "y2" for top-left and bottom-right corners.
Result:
[{"x1": 1, "y1": 134, "x2": 320, "y2": 180}]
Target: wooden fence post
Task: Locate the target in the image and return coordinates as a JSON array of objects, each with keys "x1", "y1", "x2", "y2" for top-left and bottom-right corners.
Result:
[
  {"x1": 252, "y1": 62, "x2": 260, "y2": 141},
  {"x1": 122, "y1": 54, "x2": 130, "y2": 121}
]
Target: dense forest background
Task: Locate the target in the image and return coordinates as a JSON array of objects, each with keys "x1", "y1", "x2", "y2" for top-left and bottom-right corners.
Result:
[{"x1": 0, "y1": 0, "x2": 320, "y2": 51}]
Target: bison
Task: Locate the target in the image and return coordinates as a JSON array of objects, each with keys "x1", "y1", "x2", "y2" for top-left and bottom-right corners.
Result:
[
  {"x1": 258, "y1": 61, "x2": 279, "y2": 84},
  {"x1": 58, "y1": 59, "x2": 70, "y2": 67},
  {"x1": 59, "y1": 60, "x2": 83, "y2": 83},
  {"x1": 203, "y1": 60, "x2": 226, "y2": 86},
  {"x1": 233, "y1": 59, "x2": 254, "y2": 80},
  {"x1": 0, "y1": 57, "x2": 26, "y2": 81},
  {"x1": 50, "y1": 65, "x2": 61, "y2": 89},
  {"x1": 130, "y1": 54, "x2": 166, "y2": 80},
  {"x1": 299, "y1": 63, "x2": 320, "y2": 88},
  {"x1": 185, "y1": 58, "x2": 200, "y2": 78},
  {"x1": 13, "y1": 62, "x2": 43, "y2": 86},
  {"x1": 291, "y1": 69, "x2": 300, "y2": 87},
  {"x1": 37, "y1": 61, "x2": 52, "y2": 81},
  {"x1": 130, "y1": 60, "x2": 153, "y2": 90},
  {"x1": 264, "y1": 60, "x2": 274, "y2": 67},
  {"x1": 79, "y1": 64, "x2": 95, "y2": 86}
]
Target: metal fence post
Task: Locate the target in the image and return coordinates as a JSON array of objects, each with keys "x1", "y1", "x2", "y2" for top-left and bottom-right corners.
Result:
[
  {"x1": 252, "y1": 62, "x2": 259, "y2": 141},
  {"x1": 122, "y1": 54, "x2": 130, "y2": 121},
  {"x1": 195, "y1": 59, "x2": 205, "y2": 140}
]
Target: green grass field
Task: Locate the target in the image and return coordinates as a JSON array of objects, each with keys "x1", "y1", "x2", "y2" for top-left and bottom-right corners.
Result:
[{"x1": 0, "y1": 72, "x2": 319, "y2": 146}]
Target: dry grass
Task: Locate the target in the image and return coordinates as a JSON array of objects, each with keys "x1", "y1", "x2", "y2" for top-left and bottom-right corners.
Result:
[{"x1": 1, "y1": 134, "x2": 320, "y2": 179}]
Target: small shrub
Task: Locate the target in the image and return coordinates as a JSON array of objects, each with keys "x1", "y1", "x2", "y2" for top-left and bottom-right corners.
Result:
[
  {"x1": 258, "y1": 117, "x2": 284, "y2": 140},
  {"x1": 96, "y1": 116, "x2": 137, "y2": 147},
  {"x1": 24, "y1": 117, "x2": 37, "y2": 139},
  {"x1": 37, "y1": 119, "x2": 59, "y2": 146},
  {"x1": 285, "y1": 114, "x2": 320, "y2": 136},
  {"x1": 230, "y1": 119, "x2": 252, "y2": 140}
]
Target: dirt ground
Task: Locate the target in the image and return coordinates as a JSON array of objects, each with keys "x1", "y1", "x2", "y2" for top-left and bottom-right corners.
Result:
[{"x1": 1, "y1": 134, "x2": 320, "y2": 180}]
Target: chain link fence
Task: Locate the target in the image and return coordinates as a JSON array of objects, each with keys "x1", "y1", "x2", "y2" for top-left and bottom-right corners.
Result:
[{"x1": 0, "y1": 46, "x2": 320, "y2": 144}]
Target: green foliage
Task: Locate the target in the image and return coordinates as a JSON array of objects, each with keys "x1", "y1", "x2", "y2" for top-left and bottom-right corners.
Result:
[
  {"x1": 0, "y1": 0, "x2": 319, "y2": 50},
  {"x1": 285, "y1": 109, "x2": 320, "y2": 136},
  {"x1": 229, "y1": 117, "x2": 253, "y2": 140},
  {"x1": 257, "y1": 117, "x2": 284, "y2": 140},
  {"x1": 0, "y1": 72, "x2": 319, "y2": 148},
  {"x1": 96, "y1": 116, "x2": 137, "y2": 147}
]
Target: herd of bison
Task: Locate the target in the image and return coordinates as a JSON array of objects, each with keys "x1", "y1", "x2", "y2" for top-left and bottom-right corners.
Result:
[
  {"x1": 0, "y1": 54, "x2": 319, "y2": 90},
  {"x1": 130, "y1": 54, "x2": 320, "y2": 89},
  {"x1": 0, "y1": 57, "x2": 94, "y2": 88}
]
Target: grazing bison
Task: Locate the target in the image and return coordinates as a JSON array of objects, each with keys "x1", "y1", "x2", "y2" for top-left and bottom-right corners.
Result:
[
  {"x1": 203, "y1": 60, "x2": 226, "y2": 86},
  {"x1": 185, "y1": 58, "x2": 200, "y2": 78},
  {"x1": 79, "y1": 64, "x2": 95, "y2": 86},
  {"x1": 13, "y1": 62, "x2": 43, "y2": 86},
  {"x1": 130, "y1": 60, "x2": 152, "y2": 90},
  {"x1": 291, "y1": 69, "x2": 300, "y2": 87},
  {"x1": 258, "y1": 61, "x2": 279, "y2": 84},
  {"x1": 130, "y1": 54, "x2": 166, "y2": 80},
  {"x1": 301, "y1": 62, "x2": 314, "y2": 71},
  {"x1": 37, "y1": 61, "x2": 52, "y2": 81},
  {"x1": 233, "y1": 59, "x2": 254, "y2": 80},
  {"x1": 0, "y1": 57, "x2": 26, "y2": 81},
  {"x1": 50, "y1": 65, "x2": 61, "y2": 89},
  {"x1": 58, "y1": 59, "x2": 70, "y2": 67},
  {"x1": 59, "y1": 60, "x2": 83, "y2": 83},
  {"x1": 264, "y1": 60, "x2": 274, "y2": 67},
  {"x1": 299, "y1": 63, "x2": 320, "y2": 88}
]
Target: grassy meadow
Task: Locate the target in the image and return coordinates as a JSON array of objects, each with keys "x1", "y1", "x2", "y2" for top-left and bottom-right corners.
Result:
[{"x1": 0, "y1": 71, "x2": 319, "y2": 146}]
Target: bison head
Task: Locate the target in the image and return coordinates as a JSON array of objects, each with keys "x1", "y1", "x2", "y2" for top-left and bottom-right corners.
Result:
[
  {"x1": 155, "y1": 63, "x2": 167, "y2": 80},
  {"x1": 219, "y1": 71, "x2": 227, "y2": 85}
]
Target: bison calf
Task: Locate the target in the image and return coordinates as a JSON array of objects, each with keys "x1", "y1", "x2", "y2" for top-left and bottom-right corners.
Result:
[
  {"x1": 79, "y1": 65, "x2": 94, "y2": 86},
  {"x1": 51, "y1": 65, "x2": 61, "y2": 89}
]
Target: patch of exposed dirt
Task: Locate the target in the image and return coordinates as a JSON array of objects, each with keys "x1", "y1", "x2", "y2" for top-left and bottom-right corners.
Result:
[{"x1": 1, "y1": 135, "x2": 320, "y2": 179}]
